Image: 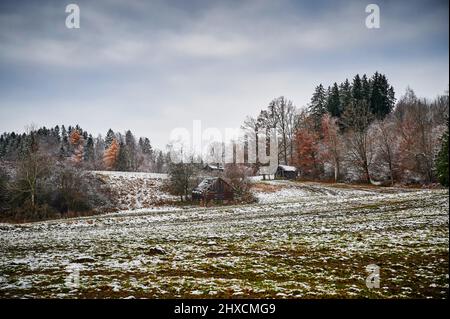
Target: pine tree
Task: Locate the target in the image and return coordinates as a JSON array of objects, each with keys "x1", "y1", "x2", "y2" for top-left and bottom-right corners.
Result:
[
  {"x1": 369, "y1": 72, "x2": 381, "y2": 116},
  {"x1": 138, "y1": 137, "x2": 153, "y2": 170},
  {"x1": 116, "y1": 140, "x2": 128, "y2": 171},
  {"x1": 361, "y1": 74, "x2": 371, "y2": 103},
  {"x1": 105, "y1": 129, "x2": 115, "y2": 148},
  {"x1": 369, "y1": 72, "x2": 395, "y2": 119},
  {"x1": 327, "y1": 83, "x2": 341, "y2": 117},
  {"x1": 125, "y1": 130, "x2": 137, "y2": 171},
  {"x1": 340, "y1": 79, "x2": 353, "y2": 111},
  {"x1": 61, "y1": 125, "x2": 69, "y2": 157},
  {"x1": 53, "y1": 125, "x2": 61, "y2": 142},
  {"x1": 84, "y1": 134, "x2": 95, "y2": 164},
  {"x1": 139, "y1": 137, "x2": 153, "y2": 155},
  {"x1": 309, "y1": 84, "x2": 327, "y2": 129},
  {"x1": 352, "y1": 74, "x2": 363, "y2": 101},
  {"x1": 436, "y1": 119, "x2": 449, "y2": 186}
]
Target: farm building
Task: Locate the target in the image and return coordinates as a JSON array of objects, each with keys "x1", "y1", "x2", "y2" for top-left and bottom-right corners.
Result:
[
  {"x1": 192, "y1": 177, "x2": 234, "y2": 204},
  {"x1": 275, "y1": 165, "x2": 298, "y2": 180},
  {"x1": 203, "y1": 163, "x2": 224, "y2": 172}
]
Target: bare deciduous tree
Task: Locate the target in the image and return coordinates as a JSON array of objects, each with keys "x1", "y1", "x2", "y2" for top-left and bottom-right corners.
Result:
[
  {"x1": 372, "y1": 117, "x2": 398, "y2": 185},
  {"x1": 11, "y1": 150, "x2": 51, "y2": 213},
  {"x1": 320, "y1": 114, "x2": 343, "y2": 182},
  {"x1": 167, "y1": 162, "x2": 198, "y2": 201},
  {"x1": 394, "y1": 89, "x2": 448, "y2": 183},
  {"x1": 341, "y1": 100, "x2": 374, "y2": 183}
]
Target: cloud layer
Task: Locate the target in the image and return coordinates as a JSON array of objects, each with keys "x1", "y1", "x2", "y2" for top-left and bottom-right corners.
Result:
[{"x1": 0, "y1": 0, "x2": 448, "y2": 147}]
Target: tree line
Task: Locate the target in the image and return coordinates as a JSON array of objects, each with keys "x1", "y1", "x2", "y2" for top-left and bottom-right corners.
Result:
[
  {"x1": 0, "y1": 125, "x2": 171, "y2": 221},
  {"x1": 0, "y1": 125, "x2": 169, "y2": 173},
  {"x1": 241, "y1": 72, "x2": 449, "y2": 186}
]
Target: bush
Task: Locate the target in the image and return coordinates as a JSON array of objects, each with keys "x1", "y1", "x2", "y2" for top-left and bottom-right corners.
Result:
[
  {"x1": 167, "y1": 163, "x2": 198, "y2": 201},
  {"x1": 224, "y1": 164, "x2": 256, "y2": 203},
  {"x1": 1, "y1": 156, "x2": 114, "y2": 222},
  {"x1": 49, "y1": 163, "x2": 112, "y2": 214}
]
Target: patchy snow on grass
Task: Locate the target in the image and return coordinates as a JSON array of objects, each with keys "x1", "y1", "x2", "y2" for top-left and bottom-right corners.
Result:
[
  {"x1": 91, "y1": 170, "x2": 178, "y2": 210},
  {"x1": 91, "y1": 171, "x2": 168, "y2": 180},
  {"x1": 0, "y1": 182, "x2": 448, "y2": 299}
]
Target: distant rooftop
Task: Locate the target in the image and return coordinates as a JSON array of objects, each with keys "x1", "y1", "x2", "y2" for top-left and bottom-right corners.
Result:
[{"x1": 277, "y1": 165, "x2": 297, "y2": 172}]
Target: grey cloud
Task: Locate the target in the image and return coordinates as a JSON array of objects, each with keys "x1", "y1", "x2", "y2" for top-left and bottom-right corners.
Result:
[{"x1": 0, "y1": 0, "x2": 448, "y2": 148}]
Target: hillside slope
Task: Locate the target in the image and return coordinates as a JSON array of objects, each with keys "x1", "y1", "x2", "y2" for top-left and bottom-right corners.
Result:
[{"x1": 92, "y1": 171, "x2": 179, "y2": 210}]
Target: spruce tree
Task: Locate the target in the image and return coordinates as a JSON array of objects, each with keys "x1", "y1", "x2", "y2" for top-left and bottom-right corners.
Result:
[
  {"x1": 105, "y1": 129, "x2": 115, "y2": 148},
  {"x1": 85, "y1": 134, "x2": 95, "y2": 164},
  {"x1": 340, "y1": 79, "x2": 353, "y2": 112},
  {"x1": 61, "y1": 125, "x2": 69, "y2": 157},
  {"x1": 309, "y1": 84, "x2": 328, "y2": 130},
  {"x1": 369, "y1": 72, "x2": 382, "y2": 116},
  {"x1": 54, "y1": 125, "x2": 60, "y2": 142},
  {"x1": 140, "y1": 137, "x2": 153, "y2": 155},
  {"x1": 352, "y1": 74, "x2": 363, "y2": 101},
  {"x1": 327, "y1": 83, "x2": 341, "y2": 118},
  {"x1": 124, "y1": 130, "x2": 138, "y2": 171},
  {"x1": 361, "y1": 74, "x2": 371, "y2": 104},
  {"x1": 116, "y1": 141, "x2": 128, "y2": 171},
  {"x1": 369, "y1": 72, "x2": 395, "y2": 119}
]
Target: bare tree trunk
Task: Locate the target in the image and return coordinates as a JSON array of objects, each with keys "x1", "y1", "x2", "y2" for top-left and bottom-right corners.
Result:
[
  {"x1": 363, "y1": 161, "x2": 370, "y2": 184},
  {"x1": 334, "y1": 160, "x2": 340, "y2": 182},
  {"x1": 31, "y1": 192, "x2": 35, "y2": 212},
  {"x1": 389, "y1": 161, "x2": 394, "y2": 186}
]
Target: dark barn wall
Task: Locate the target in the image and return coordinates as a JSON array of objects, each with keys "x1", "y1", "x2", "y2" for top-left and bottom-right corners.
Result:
[
  {"x1": 275, "y1": 167, "x2": 298, "y2": 180},
  {"x1": 192, "y1": 178, "x2": 234, "y2": 202}
]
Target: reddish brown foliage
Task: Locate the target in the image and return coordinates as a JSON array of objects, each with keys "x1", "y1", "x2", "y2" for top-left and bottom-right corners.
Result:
[
  {"x1": 103, "y1": 138, "x2": 120, "y2": 170},
  {"x1": 294, "y1": 127, "x2": 321, "y2": 178},
  {"x1": 69, "y1": 130, "x2": 84, "y2": 164}
]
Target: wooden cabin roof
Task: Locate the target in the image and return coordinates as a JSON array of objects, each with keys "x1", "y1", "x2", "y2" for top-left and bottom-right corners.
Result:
[
  {"x1": 277, "y1": 165, "x2": 297, "y2": 172},
  {"x1": 192, "y1": 177, "x2": 232, "y2": 194}
]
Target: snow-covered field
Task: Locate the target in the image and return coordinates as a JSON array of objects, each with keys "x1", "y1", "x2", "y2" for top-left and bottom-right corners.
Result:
[{"x1": 0, "y1": 181, "x2": 448, "y2": 299}]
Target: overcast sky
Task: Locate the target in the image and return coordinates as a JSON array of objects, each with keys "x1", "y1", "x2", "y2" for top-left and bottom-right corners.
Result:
[{"x1": 0, "y1": 0, "x2": 448, "y2": 148}]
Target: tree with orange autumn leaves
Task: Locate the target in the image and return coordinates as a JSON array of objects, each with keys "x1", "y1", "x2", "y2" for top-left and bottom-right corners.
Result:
[
  {"x1": 69, "y1": 130, "x2": 84, "y2": 165},
  {"x1": 293, "y1": 114, "x2": 322, "y2": 179},
  {"x1": 103, "y1": 138, "x2": 120, "y2": 170}
]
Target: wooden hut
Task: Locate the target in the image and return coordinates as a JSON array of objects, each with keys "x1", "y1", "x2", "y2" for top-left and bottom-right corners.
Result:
[
  {"x1": 192, "y1": 177, "x2": 234, "y2": 204},
  {"x1": 202, "y1": 163, "x2": 224, "y2": 172},
  {"x1": 274, "y1": 165, "x2": 298, "y2": 180}
]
